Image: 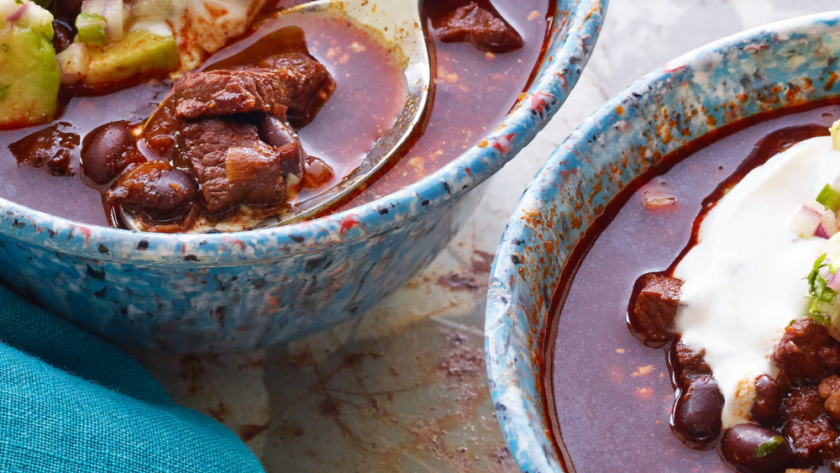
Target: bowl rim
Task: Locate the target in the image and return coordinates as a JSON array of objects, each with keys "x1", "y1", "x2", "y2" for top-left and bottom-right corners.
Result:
[
  {"x1": 485, "y1": 10, "x2": 840, "y2": 473},
  {"x1": 0, "y1": 0, "x2": 607, "y2": 266}
]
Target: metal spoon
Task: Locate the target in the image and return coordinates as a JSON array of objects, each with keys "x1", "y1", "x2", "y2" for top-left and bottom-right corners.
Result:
[{"x1": 123, "y1": 0, "x2": 432, "y2": 232}]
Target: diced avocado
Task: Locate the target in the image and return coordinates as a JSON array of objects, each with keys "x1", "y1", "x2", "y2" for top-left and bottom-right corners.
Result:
[
  {"x1": 84, "y1": 24, "x2": 177, "y2": 86},
  {"x1": 818, "y1": 184, "x2": 840, "y2": 211},
  {"x1": 77, "y1": 0, "x2": 126, "y2": 44},
  {"x1": 0, "y1": 0, "x2": 54, "y2": 34},
  {"x1": 0, "y1": 0, "x2": 60, "y2": 129},
  {"x1": 76, "y1": 12, "x2": 107, "y2": 44}
]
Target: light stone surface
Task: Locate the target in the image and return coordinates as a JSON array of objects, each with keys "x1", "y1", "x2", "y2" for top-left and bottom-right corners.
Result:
[{"x1": 139, "y1": 1, "x2": 840, "y2": 471}]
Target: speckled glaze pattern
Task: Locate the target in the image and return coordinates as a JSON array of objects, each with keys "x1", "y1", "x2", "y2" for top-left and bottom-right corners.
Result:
[
  {"x1": 485, "y1": 12, "x2": 840, "y2": 473},
  {"x1": 0, "y1": 0, "x2": 604, "y2": 352}
]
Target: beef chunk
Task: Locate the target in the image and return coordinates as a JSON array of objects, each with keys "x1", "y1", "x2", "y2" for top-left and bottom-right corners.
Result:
[
  {"x1": 173, "y1": 53, "x2": 335, "y2": 126},
  {"x1": 10, "y1": 122, "x2": 80, "y2": 177},
  {"x1": 783, "y1": 386, "x2": 840, "y2": 465},
  {"x1": 173, "y1": 69, "x2": 289, "y2": 119},
  {"x1": 81, "y1": 121, "x2": 145, "y2": 186},
  {"x1": 629, "y1": 273, "x2": 682, "y2": 347},
  {"x1": 783, "y1": 417, "x2": 840, "y2": 464},
  {"x1": 785, "y1": 386, "x2": 827, "y2": 421},
  {"x1": 670, "y1": 339, "x2": 711, "y2": 387},
  {"x1": 107, "y1": 161, "x2": 199, "y2": 223},
  {"x1": 256, "y1": 53, "x2": 336, "y2": 126},
  {"x1": 43, "y1": 148, "x2": 73, "y2": 176},
  {"x1": 819, "y1": 375, "x2": 840, "y2": 421},
  {"x1": 772, "y1": 318, "x2": 840, "y2": 386},
  {"x1": 436, "y1": 2, "x2": 524, "y2": 54},
  {"x1": 752, "y1": 374, "x2": 783, "y2": 427},
  {"x1": 179, "y1": 118, "x2": 303, "y2": 214},
  {"x1": 672, "y1": 374, "x2": 724, "y2": 449}
]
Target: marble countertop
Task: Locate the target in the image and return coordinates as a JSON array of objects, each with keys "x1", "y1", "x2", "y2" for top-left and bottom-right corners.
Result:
[{"x1": 139, "y1": 1, "x2": 840, "y2": 471}]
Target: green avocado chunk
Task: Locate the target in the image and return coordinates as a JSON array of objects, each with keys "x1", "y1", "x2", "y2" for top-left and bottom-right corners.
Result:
[
  {"x1": 0, "y1": 2, "x2": 60, "y2": 129},
  {"x1": 76, "y1": 12, "x2": 108, "y2": 44},
  {"x1": 84, "y1": 25, "x2": 178, "y2": 86}
]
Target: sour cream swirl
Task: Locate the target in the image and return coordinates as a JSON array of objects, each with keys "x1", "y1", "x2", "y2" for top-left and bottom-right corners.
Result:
[{"x1": 675, "y1": 137, "x2": 840, "y2": 428}]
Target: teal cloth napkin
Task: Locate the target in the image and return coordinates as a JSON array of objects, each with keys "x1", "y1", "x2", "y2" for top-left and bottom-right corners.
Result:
[{"x1": 0, "y1": 285, "x2": 265, "y2": 472}]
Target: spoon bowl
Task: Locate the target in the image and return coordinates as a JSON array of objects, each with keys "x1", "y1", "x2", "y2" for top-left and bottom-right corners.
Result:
[{"x1": 125, "y1": 0, "x2": 432, "y2": 232}]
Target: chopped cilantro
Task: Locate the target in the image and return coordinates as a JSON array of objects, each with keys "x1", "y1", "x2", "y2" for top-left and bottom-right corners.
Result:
[
  {"x1": 806, "y1": 254, "x2": 833, "y2": 302},
  {"x1": 807, "y1": 310, "x2": 831, "y2": 327},
  {"x1": 1, "y1": 44, "x2": 7, "y2": 53},
  {"x1": 0, "y1": 85, "x2": 9, "y2": 102},
  {"x1": 805, "y1": 253, "x2": 836, "y2": 327},
  {"x1": 755, "y1": 436, "x2": 784, "y2": 459},
  {"x1": 13, "y1": 0, "x2": 22, "y2": 4}
]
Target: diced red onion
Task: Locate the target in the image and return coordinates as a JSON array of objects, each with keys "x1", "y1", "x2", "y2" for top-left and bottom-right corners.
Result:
[
  {"x1": 101, "y1": 0, "x2": 125, "y2": 42},
  {"x1": 829, "y1": 271, "x2": 840, "y2": 292},
  {"x1": 821, "y1": 263, "x2": 834, "y2": 281},
  {"x1": 822, "y1": 210, "x2": 840, "y2": 237},
  {"x1": 225, "y1": 147, "x2": 274, "y2": 181},
  {"x1": 6, "y1": 2, "x2": 28, "y2": 22},
  {"x1": 816, "y1": 223, "x2": 830, "y2": 239},
  {"x1": 80, "y1": 0, "x2": 125, "y2": 42},
  {"x1": 805, "y1": 200, "x2": 825, "y2": 212},
  {"x1": 831, "y1": 174, "x2": 840, "y2": 192},
  {"x1": 791, "y1": 204, "x2": 823, "y2": 237},
  {"x1": 57, "y1": 43, "x2": 89, "y2": 85}
]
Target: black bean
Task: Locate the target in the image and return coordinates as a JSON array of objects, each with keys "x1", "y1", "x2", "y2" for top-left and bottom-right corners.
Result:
[
  {"x1": 258, "y1": 114, "x2": 295, "y2": 147},
  {"x1": 51, "y1": 20, "x2": 74, "y2": 53},
  {"x1": 53, "y1": 0, "x2": 82, "y2": 20},
  {"x1": 144, "y1": 168, "x2": 198, "y2": 219},
  {"x1": 672, "y1": 374, "x2": 724, "y2": 448},
  {"x1": 719, "y1": 423, "x2": 792, "y2": 473},
  {"x1": 258, "y1": 114, "x2": 305, "y2": 176},
  {"x1": 81, "y1": 121, "x2": 142, "y2": 186},
  {"x1": 752, "y1": 375, "x2": 782, "y2": 427},
  {"x1": 108, "y1": 161, "x2": 199, "y2": 221}
]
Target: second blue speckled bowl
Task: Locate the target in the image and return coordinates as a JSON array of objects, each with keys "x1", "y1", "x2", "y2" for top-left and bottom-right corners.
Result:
[
  {"x1": 485, "y1": 11, "x2": 840, "y2": 473},
  {"x1": 0, "y1": 0, "x2": 606, "y2": 352}
]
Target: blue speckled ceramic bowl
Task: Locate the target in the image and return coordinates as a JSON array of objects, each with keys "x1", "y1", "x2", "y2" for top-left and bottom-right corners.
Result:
[
  {"x1": 486, "y1": 11, "x2": 840, "y2": 473},
  {"x1": 0, "y1": 0, "x2": 605, "y2": 353}
]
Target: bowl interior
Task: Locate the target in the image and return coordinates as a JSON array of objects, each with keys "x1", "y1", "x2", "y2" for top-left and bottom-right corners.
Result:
[
  {"x1": 486, "y1": 11, "x2": 840, "y2": 473},
  {"x1": 0, "y1": 0, "x2": 606, "y2": 266}
]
